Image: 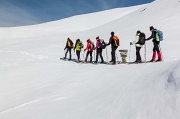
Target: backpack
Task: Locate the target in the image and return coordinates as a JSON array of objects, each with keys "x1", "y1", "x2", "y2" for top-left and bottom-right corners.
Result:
[
  {"x1": 79, "y1": 42, "x2": 84, "y2": 49},
  {"x1": 90, "y1": 42, "x2": 95, "y2": 49},
  {"x1": 76, "y1": 41, "x2": 83, "y2": 51},
  {"x1": 99, "y1": 39, "x2": 106, "y2": 49},
  {"x1": 68, "y1": 40, "x2": 74, "y2": 48},
  {"x1": 155, "y1": 30, "x2": 163, "y2": 41},
  {"x1": 113, "y1": 36, "x2": 119, "y2": 47},
  {"x1": 138, "y1": 32, "x2": 146, "y2": 45}
]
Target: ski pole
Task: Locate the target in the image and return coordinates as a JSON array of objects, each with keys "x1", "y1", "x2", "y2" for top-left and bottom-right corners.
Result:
[
  {"x1": 129, "y1": 45, "x2": 131, "y2": 62},
  {"x1": 159, "y1": 44, "x2": 163, "y2": 61},
  {"x1": 106, "y1": 47, "x2": 108, "y2": 62},
  {"x1": 94, "y1": 50, "x2": 95, "y2": 61},
  {"x1": 74, "y1": 50, "x2": 76, "y2": 60},
  {"x1": 83, "y1": 50, "x2": 85, "y2": 59},
  {"x1": 116, "y1": 52, "x2": 119, "y2": 63},
  {"x1": 144, "y1": 42, "x2": 146, "y2": 63},
  {"x1": 64, "y1": 49, "x2": 66, "y2": 59}
]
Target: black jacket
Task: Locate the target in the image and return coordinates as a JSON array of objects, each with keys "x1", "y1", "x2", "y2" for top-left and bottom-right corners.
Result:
[
  {"x1": 146, "y1": 29, "x2": 160, "y2": 44},
  {"x1": 65, "y1": 40, "x2": 73, "y2": 49},
  {"x1": 107, "y1": 35, "x2": 117, "y2": 48}
]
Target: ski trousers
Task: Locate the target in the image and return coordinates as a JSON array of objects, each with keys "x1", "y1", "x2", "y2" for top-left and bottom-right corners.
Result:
[
  {"x1": 65, "y1": 48, "x2": 72, "y2": 59},
  {"x1": 76, "y1": 50, "x2": 80, "y2": 61},
  {"x1": 111, "y1": 47, "x2": 117, "y2": 62},
  {"x1": 136, "y1": 47, "x2": 142, "y2": 61},
  {"x1": 153, "y1": 42, "x2": 160, "y2": 52},
  {"x1": 85, "y1": 51, "x2": 93, "y2": 62},
  {"x1": 96, "y1": 48, "x2": 104, "y2": 62}
]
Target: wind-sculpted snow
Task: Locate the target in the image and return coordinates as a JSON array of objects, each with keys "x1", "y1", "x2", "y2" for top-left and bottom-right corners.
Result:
[{"x1": 0, "y1": 0, "x2": 180, "y2": 119}]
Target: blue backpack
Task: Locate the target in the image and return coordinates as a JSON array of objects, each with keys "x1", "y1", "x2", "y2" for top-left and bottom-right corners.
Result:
[{"x1": 155, "y1": 30, "x2": 163, "y2": 41}]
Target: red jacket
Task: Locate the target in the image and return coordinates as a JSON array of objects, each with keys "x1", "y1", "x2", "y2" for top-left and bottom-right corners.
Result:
[{"x1": 85, "y1": 40, "x2": 93, "y2": 52}]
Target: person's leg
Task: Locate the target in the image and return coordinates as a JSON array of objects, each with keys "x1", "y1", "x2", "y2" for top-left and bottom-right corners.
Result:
[
  {"x1": 155, "y1": 43, "x2": 162, "y2": 61},
  {"x1": 150, "y1": 44, "x2": 157, "y2": 62},
  {"x1": 64, "y1": 48, "x2": 68, "y2": 59},
  {"x1": 136, "y1": 47, "x2": 141, "y2": 61},
  {"x1": 90, "y1": 51, "x2": 93, "y2": 62},
  {"x1": 85, "y1": 51, "x2": 89, "y2": 62},
  {"x1": 99, "y1": 49, "x2": 104, "y2": 62},
  {"x1": 95, "y1": 49, "x2": 99, "y2": 63},
  {"x1": 76, "y1": 50, "x2": 80, "y2": 61},
  {"x1": 112, "y1": 47, "x2": 116, "y2": 62},
  {"x1": 69, "y1": 48, "x2": 72, "y2": 60},
  {"x1": 76, "y1": 50, "x2": 78, "y2": 59}
]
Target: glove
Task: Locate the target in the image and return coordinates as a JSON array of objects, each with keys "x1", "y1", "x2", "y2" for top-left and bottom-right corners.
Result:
[{"x1": 130, "y1": 42, "x2": 133, "y2": 45}]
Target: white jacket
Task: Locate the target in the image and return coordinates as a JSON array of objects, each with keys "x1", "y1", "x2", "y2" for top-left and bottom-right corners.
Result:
[{"x1": 132, "y1": 33, "x2": 142, "y2": 47}]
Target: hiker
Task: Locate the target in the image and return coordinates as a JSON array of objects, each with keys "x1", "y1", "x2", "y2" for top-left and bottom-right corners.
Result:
[
  {"x1": 106, "y1": 32, "x2": 119, "y2": 64},
  {"x1": 146, "y1": 26, "x2": 162, "y2": 62},
  {"x1": 84, "y1": 39, "x2": 94, "y2": 63},
  {"x1": 64, "y1": 38, "x2": 73, "y2": 60},
  {"x1": 130, "y1": 30, "x2": 144, "y2": 63},
  {"x1": 74, "y1": 39, "x2": 84, "y2": 62},
  {"x1": 94, "y1": 36, "x2": 104, "y2": 63}
]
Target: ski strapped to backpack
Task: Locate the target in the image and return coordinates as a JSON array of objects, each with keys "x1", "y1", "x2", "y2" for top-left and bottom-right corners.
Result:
[
  {"x1": 155, "y1": 30, "x2": 163, "y2": 41},
  {"x1": 99, "y1": 39, "x2": 106, "y2": 49},
  {"x1": 113, "y1": 36, "x2": 120, "y2": 47},
  {"x1": 91, "y1": 42, "x2": 95, "y2": 49},
  {"x1": 138, "y1": 32, "x2": 146, "y2": 45}
]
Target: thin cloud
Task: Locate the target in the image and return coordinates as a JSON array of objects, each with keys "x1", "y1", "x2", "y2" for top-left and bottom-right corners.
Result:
[{"x1": 0, "y1": 1, "x2": 41, "y2": 27}]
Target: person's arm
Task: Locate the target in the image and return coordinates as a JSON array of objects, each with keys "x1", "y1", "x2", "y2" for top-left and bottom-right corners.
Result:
[
  {"x1": 84, "y1": 43, "x2": 89, "y2": 51},
  {"x1": 146, "y1": 31, "x2": 155, "y2": 41},
  {"x1": 94, "y1": 41, "x2": 99, "y2": 50},
  {"x1": 64, "y1": 41, "x2": 68, "y2": 50},
  {"x1": 107, "y1": 37, "x2": 112, "y2": 46},
  {"x1": 74, "y1": 41, "x2": 77, "y2": 51},
  {"x1": 132, "y1": 35, "x2": 139, "y2": 44}
]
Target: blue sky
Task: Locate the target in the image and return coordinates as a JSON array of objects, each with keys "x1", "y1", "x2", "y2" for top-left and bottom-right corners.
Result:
[{"x1": 0, "y1": 0, "x2": 153, "y2": 27}]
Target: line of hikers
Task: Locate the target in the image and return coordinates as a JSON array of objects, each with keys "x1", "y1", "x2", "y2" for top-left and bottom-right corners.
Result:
[{"x1": 63, "y1": 26, "x2": 163, "y2": 64}]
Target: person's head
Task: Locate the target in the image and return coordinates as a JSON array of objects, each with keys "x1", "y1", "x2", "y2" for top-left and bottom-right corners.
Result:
[
  {"x1": 67, "y1": 38, "x2": 70, "y2": 41},
  {"x1": 136, "y1": 30, "x2": 141, "y2": 35},
  {"x1": 77, "y1": 39, "x2": 80, "y2": 42},
  {"x1": 96, "y1": 36, "x2": 99, "y2": 40},
  {"x1": 150, "y1": 26, "x2": 154, "y2": 32},
  {"x1": 111, "y1": 31, "x2": 114, "y2": 36},
  {"x1": 87, "y1": 39, "x2": 91, "y2": 43}
]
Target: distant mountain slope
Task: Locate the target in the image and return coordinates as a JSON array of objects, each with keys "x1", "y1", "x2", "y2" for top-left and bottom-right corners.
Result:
[{"x1": 0, "y1": 4, "x2": 145, "y2": 39}]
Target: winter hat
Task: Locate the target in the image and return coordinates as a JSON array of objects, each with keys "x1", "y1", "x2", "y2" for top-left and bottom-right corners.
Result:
[
  {"x1": 150, "y1": 26, "x2": 154, "y2": 31},
  {"x1": 87, "y1": 39, "x2": 91, "y2": 43},
  {"x1": 137, "y1": 30, "x2": 141, "y2": 34},
  {"x1": 111, "y1": 31, "x2": 114, "y2": 35}
]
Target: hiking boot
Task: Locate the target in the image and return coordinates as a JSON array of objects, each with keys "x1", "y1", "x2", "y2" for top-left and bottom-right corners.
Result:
[
  {"x1": 94, "y1": 61, "x2": 98, "y2": 64},
  {"x1": 112, "y1": 61, "x2": 116, "y2": 65},
  {"x1": 100, "y1": 61, "x2": 104, "y2": 63},
  {"x1": 109, "y1": 60, "x2": 113, "y2": 62},
  {"x1": 68, "y1": 59, "x2": 71, "y2": 61},
  {"x1": 134, "y1": 60, "x2": 138, "y2": 63},
  {"x1": 156, "y1": 59, "x2": 162, "y2": 62},
  {"x1": 149, "y1": 59, "x2": 155, "y2": 62},
  {"x1": 138, "y1": 60, "x2": 142, "y2": 63}
]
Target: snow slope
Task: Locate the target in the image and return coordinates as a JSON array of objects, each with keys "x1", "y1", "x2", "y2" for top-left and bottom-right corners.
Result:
[{"x1": 1, "y1": 0, "x2": 180, "y2": 119}]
